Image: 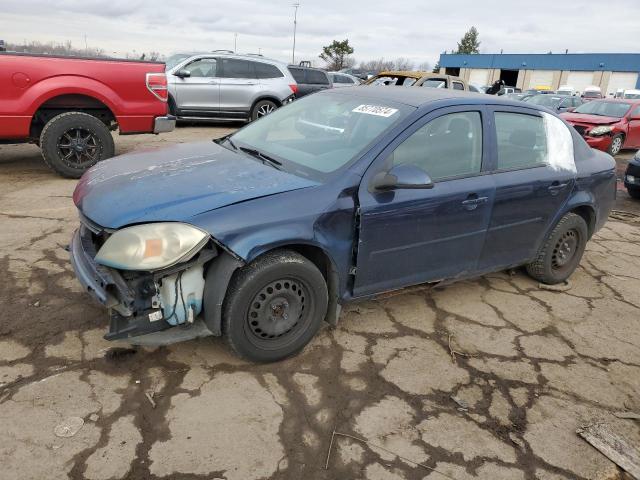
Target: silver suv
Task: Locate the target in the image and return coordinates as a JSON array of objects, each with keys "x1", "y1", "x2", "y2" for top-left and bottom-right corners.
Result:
[{"x1": 165, "y1": 51, "x2": 297, "y2": 122}]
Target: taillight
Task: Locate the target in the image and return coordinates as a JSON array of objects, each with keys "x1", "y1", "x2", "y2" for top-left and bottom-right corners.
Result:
[
  {"x1": 146, "y1": 73, "x2": 168, "y2": 102},
  {"x1": 289, "y1": 84, "x2": 298, "y2": 95}
]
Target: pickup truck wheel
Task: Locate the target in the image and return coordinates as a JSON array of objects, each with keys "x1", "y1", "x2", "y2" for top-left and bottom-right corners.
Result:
[
  {"x1": 526, "y1": 213, "x2": 588, "y2": 285},
  {"x1": 40, "y1": 112, "x2": 115, "y2": 178},
  {"x1": 251, "y1": 100, "x2": 278, "y2": 121},
  {"x1": 607, "y1": 134, "x2": 623, "y2": 156},
  {"x1": 222, "y1": 250, "x2": 328, "y2": 362}
]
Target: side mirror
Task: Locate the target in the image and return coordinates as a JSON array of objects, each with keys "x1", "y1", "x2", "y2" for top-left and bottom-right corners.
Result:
[
  {"x1": 371, "y1": 164, "x2": 434, "y2": 191},
  {"x1": 175, "y1": 69, "x2": 191, "y2": 78}
]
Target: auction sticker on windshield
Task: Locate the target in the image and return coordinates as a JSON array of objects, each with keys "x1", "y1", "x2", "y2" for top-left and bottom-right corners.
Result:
[{"x1": 352, "y1": 104, "x2": 398, "y2": 117}]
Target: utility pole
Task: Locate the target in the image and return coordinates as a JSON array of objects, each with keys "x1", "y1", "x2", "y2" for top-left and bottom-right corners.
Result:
[
  {"x1": 84, "y1": 34, "x2": 88, "y2": 54},
  {"x1": 234, "y1": 33, "x2": 238, "y2": 52},
  {"x1": 292, "y1": 3, "x2": 300, "y2": 64}
]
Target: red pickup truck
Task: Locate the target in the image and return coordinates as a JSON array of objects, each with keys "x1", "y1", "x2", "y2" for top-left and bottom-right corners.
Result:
[{"x1": 0, "y1": 53, "x2": 175, "y2": 177}]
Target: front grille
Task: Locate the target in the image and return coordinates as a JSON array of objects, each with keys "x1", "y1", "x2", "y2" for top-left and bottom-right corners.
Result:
[{"x1": 573, "y1": 125, "x2": 588, "y2": 136}]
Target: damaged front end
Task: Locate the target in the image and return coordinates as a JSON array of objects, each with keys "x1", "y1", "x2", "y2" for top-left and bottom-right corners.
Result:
[{"x1": 69, "y1": 216, "x2": 236, "y2": 345}]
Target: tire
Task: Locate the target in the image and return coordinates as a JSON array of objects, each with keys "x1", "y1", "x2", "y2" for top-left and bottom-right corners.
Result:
[
  {"x1": 251, "y1": 100, "x2": 278, "y2": 121},
  {"x1": 40, "y1": 112, "x2": 115, "y2": 178},
  {"x1": 222, "y1": 250, "x2": 328, "y2": 362},
  {"x1": 627, "y1": 187, "x2": 640, "y2": 199},
  {"x1": 607, "y1": 134, "x2": 624, "y2": 156},
  {"x1": 526, "y1": 213, "x2": 588, "y2": 285}
]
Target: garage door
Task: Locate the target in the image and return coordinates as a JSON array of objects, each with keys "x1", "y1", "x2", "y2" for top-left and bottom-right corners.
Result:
[
  {"x1": 468, "y1": 69, "x2": 490, "y2": 87},
  {"x1": 565, "y1": 71, "x2": 594, "y2": 94},
  {"x1": 528, "y1": 70, "x2": 554, "y2": 89},
  {"x1": 606, "y1": 72, "x2": 639, "y2": 96}
]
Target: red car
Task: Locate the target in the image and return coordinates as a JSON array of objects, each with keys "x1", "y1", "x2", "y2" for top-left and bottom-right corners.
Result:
[
  {"x1": 561, "y1": 99, "x2": 640, "y2": 156},
  {"x1": 0, "y1": 52, "x2": 174, "y2": 177}
]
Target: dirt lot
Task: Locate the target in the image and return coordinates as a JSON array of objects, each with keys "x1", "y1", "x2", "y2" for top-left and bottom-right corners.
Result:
[{"x1": 1, "y1": 127, "x2": 639, "y2": 480}]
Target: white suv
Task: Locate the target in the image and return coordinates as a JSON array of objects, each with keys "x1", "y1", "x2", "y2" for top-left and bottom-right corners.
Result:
[{"x1": 165, "y1": 51, "x2": 298, "y2": 122}]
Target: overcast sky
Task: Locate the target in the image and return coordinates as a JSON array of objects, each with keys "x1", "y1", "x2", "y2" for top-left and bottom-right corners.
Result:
[{"x1": 3, "y1": 0, "x2": 640, "y2": 67}]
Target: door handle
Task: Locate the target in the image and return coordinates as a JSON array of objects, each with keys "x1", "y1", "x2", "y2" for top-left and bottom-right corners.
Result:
[
  {"x1": 461, "y1": 196, "x2": 488, "y2": 211},
  {"x1": 548, "y1": 182, "x2": 568, "y2": 196}
]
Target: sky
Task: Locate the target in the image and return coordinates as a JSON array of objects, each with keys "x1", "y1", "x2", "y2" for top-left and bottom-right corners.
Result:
[{"x1": 2, "y1": 0, "x2": 640, "y2": 67}]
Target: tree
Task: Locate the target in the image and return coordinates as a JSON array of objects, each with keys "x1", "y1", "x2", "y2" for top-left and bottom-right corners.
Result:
[
  {"x1": 393, "y1": 57, "x2": 414, "y2": 71},
  {"x1": 418, "y1": 61, "x2": 431, "y2": 72},
  {"x1": 455, "y1": 26, "x2": 480, "y2": 54},
  {"x1": 319, "y1": 39, "x2": 354, "y2": 70},
  {"x1": 432, "y1": 61, "x2": 440, "y2": 73},
  {"x1": 359, "y1": 58, "x2": 394, "y2": 73}
]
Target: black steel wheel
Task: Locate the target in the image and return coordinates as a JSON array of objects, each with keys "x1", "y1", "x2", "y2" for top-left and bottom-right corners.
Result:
[
  {"x1": 526, "y1": 212, "x2": 588, "y2": 284},
  {"x1": 40, "y1": 112, "x2": 114, "y2": 178},
  {"x1": 221, "y1": 250, "x2": 328, "y2": 362}
]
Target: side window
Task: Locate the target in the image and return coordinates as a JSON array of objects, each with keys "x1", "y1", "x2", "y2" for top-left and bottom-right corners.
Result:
[
  {"x1": 255, "y1": 62, "x2": 284, "y2": 79},
  {"x1": 288, "y1": 67, "x2": 305, "y2": 83},
  {"x1": 494, "y1": 112, "x2": 548, "y2": 170},
  {"x1": 390, "y1": 111, "x2": 483, "y2": 181},
  {"x1": 219, "y1": 59, "x2": 255, "y2": 79},
  {"x1": 307, "y1": 69, "x2": 330, "y2": 85},
  {"x1": 185, "y1": 58, "x2": 217, "y2": 78},
  {"x1": 334, "y1": 74, "x2": 350, "y2": 84},
  {"x1": 453, "y1": 82, "x2": 464, "y2": 90}
]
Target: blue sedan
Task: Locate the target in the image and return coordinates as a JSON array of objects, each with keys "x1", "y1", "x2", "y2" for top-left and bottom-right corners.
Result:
[{"x1": 70, "y1": 87, "x2": 616, "y2": 361}]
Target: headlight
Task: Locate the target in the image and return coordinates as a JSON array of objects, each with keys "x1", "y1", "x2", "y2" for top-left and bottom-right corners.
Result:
[
  {"x1": 95, "y1": 223, "x2": 208, "y2": 271},
  {"x1": 589, "y1": 126, "x2": 613, "y2": 137}
]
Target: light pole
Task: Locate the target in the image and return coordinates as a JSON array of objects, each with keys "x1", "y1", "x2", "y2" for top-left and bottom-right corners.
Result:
[
  {"x1": 292, "y1": 3, "x2": 300, "y2": 65},
  {"x1": 234, "y1": 33, "x2": 238, "y2": 52}
]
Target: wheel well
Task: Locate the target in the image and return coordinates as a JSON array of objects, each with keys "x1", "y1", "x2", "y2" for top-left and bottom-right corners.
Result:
[
  {"x1": 250, "y1": 96, "x2": 282, "y2": 113},
  {"x1": 571, "y1": 205, "x2": 596, "y2": 237},
  {"x1": 30, "y1": 94, "x2": 116, "y2": 139}
]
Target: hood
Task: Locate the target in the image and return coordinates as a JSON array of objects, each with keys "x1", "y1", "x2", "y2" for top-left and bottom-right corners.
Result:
[
  {"x1": 74, "y1": 141, "x2": 319, "y2": 229},
  {"x1": 560, "y1": 112, "x2": 621, "y2": 125}
]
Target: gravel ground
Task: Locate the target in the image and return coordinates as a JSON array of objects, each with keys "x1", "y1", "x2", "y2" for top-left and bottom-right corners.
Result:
[{"x1": 0, "y1": 127, "x2": 639, "y2": 480}]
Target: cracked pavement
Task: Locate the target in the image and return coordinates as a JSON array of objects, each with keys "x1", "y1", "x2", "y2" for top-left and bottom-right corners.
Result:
[{"x1": 1, "y1": 128, "x2": 639, "y2": 480}]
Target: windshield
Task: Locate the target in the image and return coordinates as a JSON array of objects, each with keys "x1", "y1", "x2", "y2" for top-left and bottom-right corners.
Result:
[
  {"x1": 230, "y1": 92, "x2": 414, "y2": 181},
  {"x1": 165, "y1": 54, "x2": 191, "y2": 71},
  {"x1": 573, "y1": 101, "x2": 631, "y2": 118},
  {"x1": 582, "y1": 91, "x2": 601, "y2": 98},
  {"x1": 525, "y1": 95, "x2": 563, "y2": 108}
]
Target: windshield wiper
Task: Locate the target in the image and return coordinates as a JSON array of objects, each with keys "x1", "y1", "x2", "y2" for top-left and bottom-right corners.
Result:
[
  {"x1": 214, "y1": 134, "x2": 238, "y2": 151},
  {"x1": 239, "y1": 146, "x2": 283, "y2": 170}
]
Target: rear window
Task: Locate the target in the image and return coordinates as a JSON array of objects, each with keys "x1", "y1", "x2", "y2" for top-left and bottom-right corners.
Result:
[
  {"x1": 255, "y1": 62, "x2": 284, "y2": 79},
  {"x1": 288, "y1": 67, "x2": 306, "y2": 83},
  {"x1": 306, "y1": 69, "x2": 330, "y2": 85}
]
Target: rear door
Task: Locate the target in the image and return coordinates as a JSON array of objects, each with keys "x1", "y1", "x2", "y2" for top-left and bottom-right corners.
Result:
[
  {"x1": 354, "y1": 106, "x2": 495, "y2": 296},
  {"x1": 172, "y1": 57, "x2": 219, "y2": 112},
  {"x1": 217, "y1": 58, "x2": 261, "y2": 112},
  {"x1": 627, "y1": 105, "x2": 640, "y2": 147},
  {"x1": 478, "y1": 107, "x2": 576, "y2": 270}
]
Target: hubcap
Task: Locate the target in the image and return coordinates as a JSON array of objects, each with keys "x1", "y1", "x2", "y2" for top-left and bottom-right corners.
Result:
[
  {"x1": 257, "y1": 104, "x2": 275, "y2": 117},
  {"x1": 247, "y1": 279, "x2": 306, "y2": 340},
  {"x1": 611, "y1": 137, "x2": 622, "y2": 155},
  {"x1": 552, "y1": 230, "x2": 578, "y2": 269},
  {"x1": 57, "y1": 128, "x2": 100, "y2": 168}
]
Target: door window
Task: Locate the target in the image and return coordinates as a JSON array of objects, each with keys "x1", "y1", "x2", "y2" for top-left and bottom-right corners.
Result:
[
  {"x1": 452, "y1": 82, "x2": 464, "y2": 90},
  {"x1": 288, "y1": 67, "x2": 305, "y2": 83},
  {"x1": 306, "y1": 69, "x2": 330, "y2": 85},
  {"x1": 219, "y1": 59, "x2": 255, "y2": 79},
  {"x1": 185, "y1": 58, "x2": 217, "y2": 78},
  {"x1": 494, "y1": 112, "x2": 548, "y2": 170},
  {"x1": 390, "y1": 111, "x2": 483, "y2": 181}
]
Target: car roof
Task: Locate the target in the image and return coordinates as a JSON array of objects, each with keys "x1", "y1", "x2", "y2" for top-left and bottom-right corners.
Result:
[
  {"x1": 174, "y1": 51, "x2": 287, "y2": 66},
  {"x1": 324, "y1": 85, "x2": 526, "y2": 108}
]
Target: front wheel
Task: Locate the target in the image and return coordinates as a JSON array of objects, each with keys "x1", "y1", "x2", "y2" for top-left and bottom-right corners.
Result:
[
  {"x1": 222, "y1": 250, "x2": 328, "y2": 362},
  {"x1": 251, "y1": 100, "x2": 278, "y2": 121},
  {"x1": 607, "y1": 134, "x2": 624, "y2": 156},
  {"x1": 526, "y1": 213, "x2": 588, "y2": 284},
  {"x1": 40, "y1": 112, "x2": 115, "y2": 178}
]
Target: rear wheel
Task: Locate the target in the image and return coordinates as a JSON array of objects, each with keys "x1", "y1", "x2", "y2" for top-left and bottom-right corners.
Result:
[
  {"x1": 526, "y1": 213, "x2": 588, "y2": 284},
  {"x1": 251, "y1": 100, "x2": 278, "y2": 121},
  {"x1": 607, "y1": 134, "x2": 624, "y2": 156},
  {"x1": 40, "y1": 112, "x2": 114, "y2": 178},
  {"x1": 222, "y1": 250, "x2": 328, "y2": 362}
]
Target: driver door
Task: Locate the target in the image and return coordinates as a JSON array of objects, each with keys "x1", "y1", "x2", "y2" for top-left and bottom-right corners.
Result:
[
  {"x1": 172, "y1": 57, "x2": 220, "y2": 113},
  {"x1": 353, "y1": 107, "x2": 495, "y2": 297}
]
